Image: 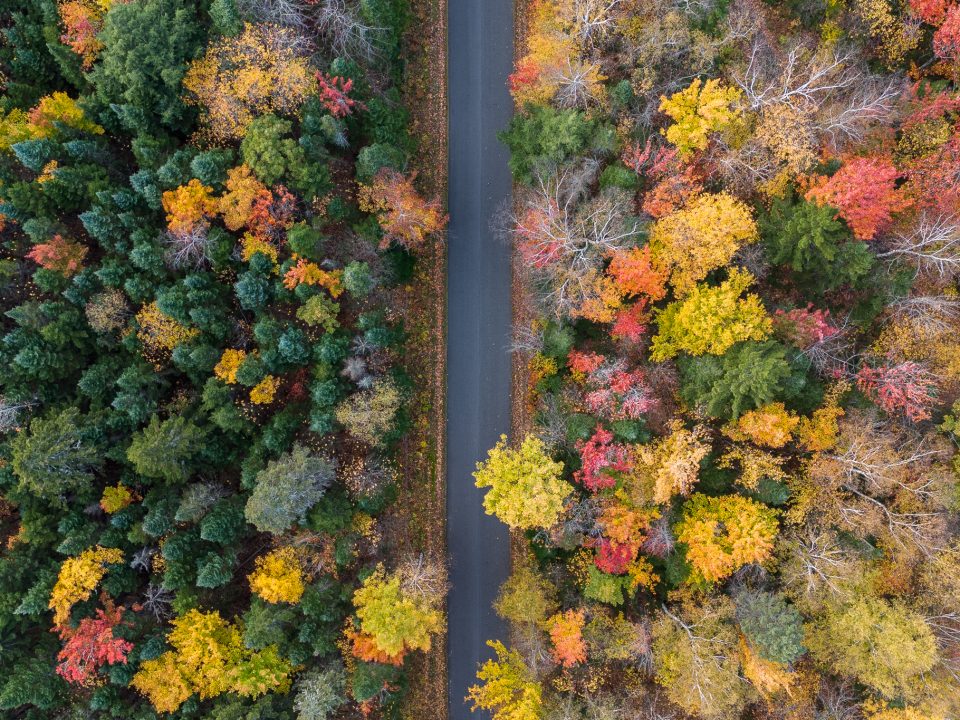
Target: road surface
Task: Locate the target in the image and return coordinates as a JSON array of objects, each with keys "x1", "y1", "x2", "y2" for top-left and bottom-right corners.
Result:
[{"x1": 446, "y1": 0, "x2": 514, "y2": 718}]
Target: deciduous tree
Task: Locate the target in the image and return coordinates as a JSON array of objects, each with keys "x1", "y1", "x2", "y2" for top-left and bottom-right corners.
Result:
[
  {"x1": 659, "y1": 78, "x2": 743, "y2": 157},
  {"x1": 182, "y1": 22, "x2": 314, "y2": 141},
  {"x1": 358, "y1": 169, "x2": 447, "y2": 251},
  {"x1": 468, "y1": 640, "x2": 544, "y2": 720},
  {"x1": 676, "y1": 494, "x2": 778, "y2": 584},
  {"x1": 248, "y1": 547, "x2": 305, "y2": 604},
  {"x1": 474, "y1": 435, "x2": 571, "y2": 530},
  {"x1": 806, "y1": 596, "x2": 938, "y2": 700},
  {"x1": 805, "y1": 156, "x2": 911, "y2": 241},
  {"x1": 650, "y1": 269, "x2": 771, "y2": 361},
  {"x1": 49, "y1": 547, "x2": 124, "y2": 626},
  {"x1": 648, "y1": 192, "x2": 759, "y2": 294},
  {"x1": 351, "y1": 565, "x2": 444, "y2": 660},
  {"x1": 56, "y1": 596, "x2": 132, "y2": 685}
]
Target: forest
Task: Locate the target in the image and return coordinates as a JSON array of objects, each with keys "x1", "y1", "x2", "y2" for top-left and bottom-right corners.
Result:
[
  {"x1": 469, "y1": 1, "x2": 960, "y2": 719},
  {"x1": 0, "y1": 0, "x2": 447, "y2": 718}
]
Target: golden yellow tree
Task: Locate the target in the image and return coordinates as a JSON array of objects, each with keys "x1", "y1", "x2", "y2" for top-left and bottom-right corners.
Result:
[
  {"x1": 49, "y1": 547, "x2": 124, "y2": 626},
  {"x1": 248, "y1": 547, "x2": 305, "y2": 604},
  {"x1": 131, "y1": 609, "x2": 291, "y2": 713},
  {"x1": 660, "y1": 78, "x2": 743, "y2": 157},
  {"x1": 474, "y1": 435, "x2": 571, "y2": 530},
  {"x1": 218, "y1": 165, "x2": 269, "y2": 231},
  {"x1": 162, "y1": 179, "x2": 217, "y2": 238},
  {"x1": 629, "y1": 420, "x2": 711, "y2": 504},
  {"x1": 351, "y1": 565, "x2": 444, "y2": 660},
  {"x1": 726, "y1": 403, "x2": 799, "y2": 448},
  {"x1": 676, "y1": 494, "x2": 778, "y2": 584},
  {"x1": 648, "y1": 192, "x2": 759, "y2": 294},
  {"x1": 468, "y1": 640, "x2": 543, "y2": 720},
  {"x1": 650, "y1": 269, "x2": 771, "y2": 361},
  {"x1": 183, "y1": 23, "x2": 314, "y2": 141}
]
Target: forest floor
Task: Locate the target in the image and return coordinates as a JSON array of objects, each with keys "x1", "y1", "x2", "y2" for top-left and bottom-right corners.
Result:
[{"x1": 392, "y1": 0, "x2": 448, "y2": 718}]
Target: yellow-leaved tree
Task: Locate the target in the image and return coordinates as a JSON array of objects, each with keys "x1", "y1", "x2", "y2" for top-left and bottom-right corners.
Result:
[
  {"x1": 49, "y1": 546, "x2": 124, "y2": 626},
  {"x1": 248, "y1": 547, "x2": 305, "y2": 604},
  {"x1": 350, "y1": 565, "x2": 444, "y2": 663},
  {"x1": 675, "y1": 494, "x2": 778, "y2": 584},
  {"x1": 131, "y1": 609, "x2": 291, "y2": 713},
  {"x1": 648, "y1": 191, "x2": 759, "y2": 294},
  {"x1": 182, "y1": 23, "x2": 314, "y2": 141},
  {"x1": 474, "y1": 434, "x2": 571, "y2": 529},
  {"x1": 650, "y1": 269, "x2": 771, "y2": 361},
  {"x1": 468, "y1": 640, "x2": 544, "y2": 720},
  {"x1": 629, "y1": 420, "x2": 711, "y2": 504},
  {"x1": 726, "y1": 402, "x2": 799, "y2": 448},
  {"x1": 659, "y1": 78, "x2": 743, "y2": 157}
]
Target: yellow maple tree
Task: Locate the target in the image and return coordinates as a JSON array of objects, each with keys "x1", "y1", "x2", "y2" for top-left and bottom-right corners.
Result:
[
  {"x1": 49, "y1": 546, "x2": 124, "y2": 626},
  {"x1": 213, "y1": 349, "x2": 247, "y2": 385},
  {"x1": 248, "y1": 547, "x2": 305, "y2": 604},
  {"x1": 660, "y1": 78, "x2": 743, "y2": 157},
  {"x1": 676, "y1": 494, "x2": 778, "y2": 584},
  {"x1": 650, "y1": 269, "x2": 771, "y2": 361},
  {"x1": 629, "y1": 420, "x2": 711, "y2": 504},
  {"x1": 726, "y1": 402, "x2": 799, "y2": 448},
  {"x1": 649, "y1": 192, "x2": 759, "y2": 294},
  {"x1": 183, "y1": 23, "x2": 314, "y2": 141}
]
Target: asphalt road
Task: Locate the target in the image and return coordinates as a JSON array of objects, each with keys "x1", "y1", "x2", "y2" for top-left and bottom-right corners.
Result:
[{"x1": 446, "y1": 1, "x2": 514, "y2": 718}]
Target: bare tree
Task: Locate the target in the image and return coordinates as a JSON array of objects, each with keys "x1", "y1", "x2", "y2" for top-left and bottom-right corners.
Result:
[
  {"x1": 550, "y1": 58, "x2": 606, "y2": 109},
  {"x1": 397, "y1": 553, "x2": 448, "y2": 601},
  {"x1": 778, "y1": 526, "x2": 864, "y2": 609},
  {"x1": 515, "y1": 166, "x2": 642, "y2": 318},
  {"x1": 316, "y1": 0, "x2": 384, "y2": 62},
  {"x1": 808, "y1": 414, "x2": 953, "y2": 556},
  {"x1": 165, "y1": 227, "x2": 213, "y2": 270},
  {"x1": 564, "y1": 0, "x2": 622, "y2": 46},
  {"x1": 733, "y1": 40, "x2": 899, "y2": 150},
  {"x1": 237, "y1": 0, "x2": 313, "y2": 29},
  {"x1": 889, "y1": 294, "x2": 960, "y2": 332},
  {"x1": 142, "y1": 584, "x2": 174, "y2": 621},
  {"x1": 877, "y1": 212, "x2": 960, "y2": 280},
  {"x1": 815, "y1": 677, "x2": 863, "y2": 720},
  {"x1": 0, "y1": 397, "x2": 34, "y2": 434}
]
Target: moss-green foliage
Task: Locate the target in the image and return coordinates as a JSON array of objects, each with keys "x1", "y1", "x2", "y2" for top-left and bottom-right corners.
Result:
[
  {"x1": 499, "y1": 106, "x2": 598, "y2": 183},
  {"x1": 761, "y1": 197, "x2": 875, "y2": 293},
  {"x1": 735, "y1": 590, "x2": 805, "y2": 664}
]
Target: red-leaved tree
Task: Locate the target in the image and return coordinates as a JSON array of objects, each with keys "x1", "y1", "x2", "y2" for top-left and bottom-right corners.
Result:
[
  {"x1": 56, "y1": 597, "x2": 133, "y2": 685},
  {"x1": 856, "y1": 360, "x2": 938, "y2": 422},
  {"x1": 575, "y1": 428, "x2": 631, "y2": 492},
  {"x1": 316, "y1": 72, "x2": 362, "y2": 118}
]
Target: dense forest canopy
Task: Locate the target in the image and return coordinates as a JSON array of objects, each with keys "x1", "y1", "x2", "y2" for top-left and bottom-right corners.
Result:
[
  {"x1": 0, "y1": 0, "x2": 446, "y2": 718},
  {"x1": 470, "y1": 1, "x2": 960, "y2": 719}
]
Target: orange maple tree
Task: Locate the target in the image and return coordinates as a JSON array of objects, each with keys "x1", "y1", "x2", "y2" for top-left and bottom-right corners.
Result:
[
  {"x1": 56, "y1": 595, "x2": 133, "y2": 685},
  {"x1": 805, "y1": 156, "x2": 911, "y2": 241},
  {"x1": 27, "y1": 235, "x2": 87, "y2": 276},
  {"x1": 547, "y1": 609, "x2": 587, "y2": 668},
  {"x1": 358, "y1": 169, "x2": 447, "y2": 251}
]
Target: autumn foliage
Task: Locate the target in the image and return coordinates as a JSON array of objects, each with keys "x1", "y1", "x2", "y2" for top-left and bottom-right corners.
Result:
[
  {"x1": 358, "y1": 169, "x2": 448, "y2": 251},
  {"x1": 56, "y1": 596, "x2": 132, "y2": 685}
]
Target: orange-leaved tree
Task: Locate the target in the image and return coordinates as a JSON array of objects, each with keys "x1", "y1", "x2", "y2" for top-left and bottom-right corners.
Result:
[{"x1": 358, "y1": 169, "x2": 447, "y2": 251}]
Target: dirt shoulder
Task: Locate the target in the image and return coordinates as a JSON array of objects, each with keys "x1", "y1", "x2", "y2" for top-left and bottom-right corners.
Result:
[
  {"x1": 511, "y1": 1, "x2": 533, "y2": 568},
  {"x1": 394, "y1": 0, "x2": 448, "y2": 717}
]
